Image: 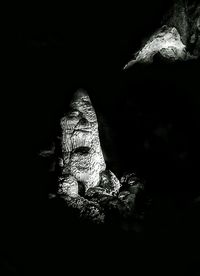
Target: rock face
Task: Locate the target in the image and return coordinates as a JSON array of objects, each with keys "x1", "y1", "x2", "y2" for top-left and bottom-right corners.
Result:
[
  {"x1": 124, "y1": 0, "x2": 200, "y2": 69},
  {"x1": 58, "y1": 89, "x2": 108, "y2": 196},
  {"x1": 45, "y1": 89, "x2": 147, "y2": 225},
  {"x1": 56, "y1": 89, "x2": 124, "y2": 223},
  {"x1": 124, "y1": 26, "x2": 187, "y2": 68}
]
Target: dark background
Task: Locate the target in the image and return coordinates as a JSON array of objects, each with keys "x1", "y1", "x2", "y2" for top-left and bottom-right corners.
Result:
[{"x1": 3, "y1": 1, "x2": 200, "y2": 274}]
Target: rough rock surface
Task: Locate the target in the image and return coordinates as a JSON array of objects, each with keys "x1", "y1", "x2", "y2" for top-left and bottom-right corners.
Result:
[
  {"x1": 124, "y1": 0, "x2": 200, "y2": 68},
  {"x1": 57, "y1": 170, "x2": 146, "y2": 225},
  {"x1": 58, "y1": 89, "x2": 107, "y2": 194},
  {"x1": 44, "y1": 89, "x2": 147, "y2": 225},
  {"x1": 124, "y1": 26, "x2": 187, "y2": 68}
]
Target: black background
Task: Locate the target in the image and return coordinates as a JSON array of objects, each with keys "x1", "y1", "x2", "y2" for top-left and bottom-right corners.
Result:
[{"x1": 3, "y1": 1, "x2": 200, "y2": 274}]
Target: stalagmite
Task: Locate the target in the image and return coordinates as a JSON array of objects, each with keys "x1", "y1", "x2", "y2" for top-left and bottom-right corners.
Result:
[
  {"x1": 43, "y1": 89, "x2": 147, "y2": 225},
  {"x1": 58, "y1": 89, "x2": 120, "y2": 198}
]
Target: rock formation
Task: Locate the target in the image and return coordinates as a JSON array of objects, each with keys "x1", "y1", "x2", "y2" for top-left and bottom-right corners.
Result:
[
  {"x1": 58, "y1": 89, "x2": 106, "y2": 195},
  {"x1": 43, "y1": 89, "x2": 147, "y2": 225},
  {"x1": 124, "y1": 0, "x2": 200, "y2": 69}
]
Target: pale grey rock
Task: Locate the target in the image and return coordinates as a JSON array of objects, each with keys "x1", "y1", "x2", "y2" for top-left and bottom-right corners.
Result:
[
  {"x1": 39, "y1": 143, "x2": 55, "y2": 157},
  {"x1": 124, "y1": 0, "x2": 200, "y2": 69},
  {"x1": 56, "y1": 89, "x2": 123, "y2": 223},
  {"x1": 58, "y1": 175, "x2": 78, "y2": 198},
  {"x1": 59, "y1": 89, "x2": 106, "y2": 194},
  {"x1": 99, "y1": 170, "x2": 121, "y2": 195},
  {"x1": 45, "y1": 90, "x2": 147, "y2": 225},
  {"x1": 124, "y1": 26, "x2": 187, "y2": 68},
  {"x1": 85, "y1": 186, "x2": 111, "y2": 198}
]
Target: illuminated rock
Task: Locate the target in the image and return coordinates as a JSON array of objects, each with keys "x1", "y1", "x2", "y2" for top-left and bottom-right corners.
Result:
[
  {"x1": 43, "y1": 89, "x2": 147, "y2": 225},
  {"x1": 124, "y1": 0, "x2": 200, "y2": 69},
  {"x1": 124, "y1": 26, "x2": 187, "y2": 68},
  {"x1": 58, "y1": 89, "x2": 120, "y2": 198}
]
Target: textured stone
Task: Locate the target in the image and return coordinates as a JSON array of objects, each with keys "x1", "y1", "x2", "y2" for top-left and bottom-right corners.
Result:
[
  {"x1": 118, "y1": 191, "x2": 130, "y2": 200},
  {"x1": 124, "y1": 0, "x2": 200, "y2": 69},
  {"x1": 60, "y1": 194, "x2": 105, "y2": 224},
  {"x1": 188, "y1": 2, "x2": 200, "y2": 56},
  {"x1": 58, "y1": 175, "x2": 78, "y2": 198},
  {"x1": 99, "y1": 170, "x2": 121, "y2": 195},
  {"x1": 59, "y1": 89, "x2": 106, "y2": 194},
  {"x1": 44, "y1": 90, "x2": 148, "y2": 225},
  {"x1": 55, "y1": 89, "x2": 124, "y2": 223},
  {"x1": 124, "y1": 26, "x2": 187, "y2": 68},
  {"x1": 167, "y1": 0, "x2": 189, "y2": 45}
]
